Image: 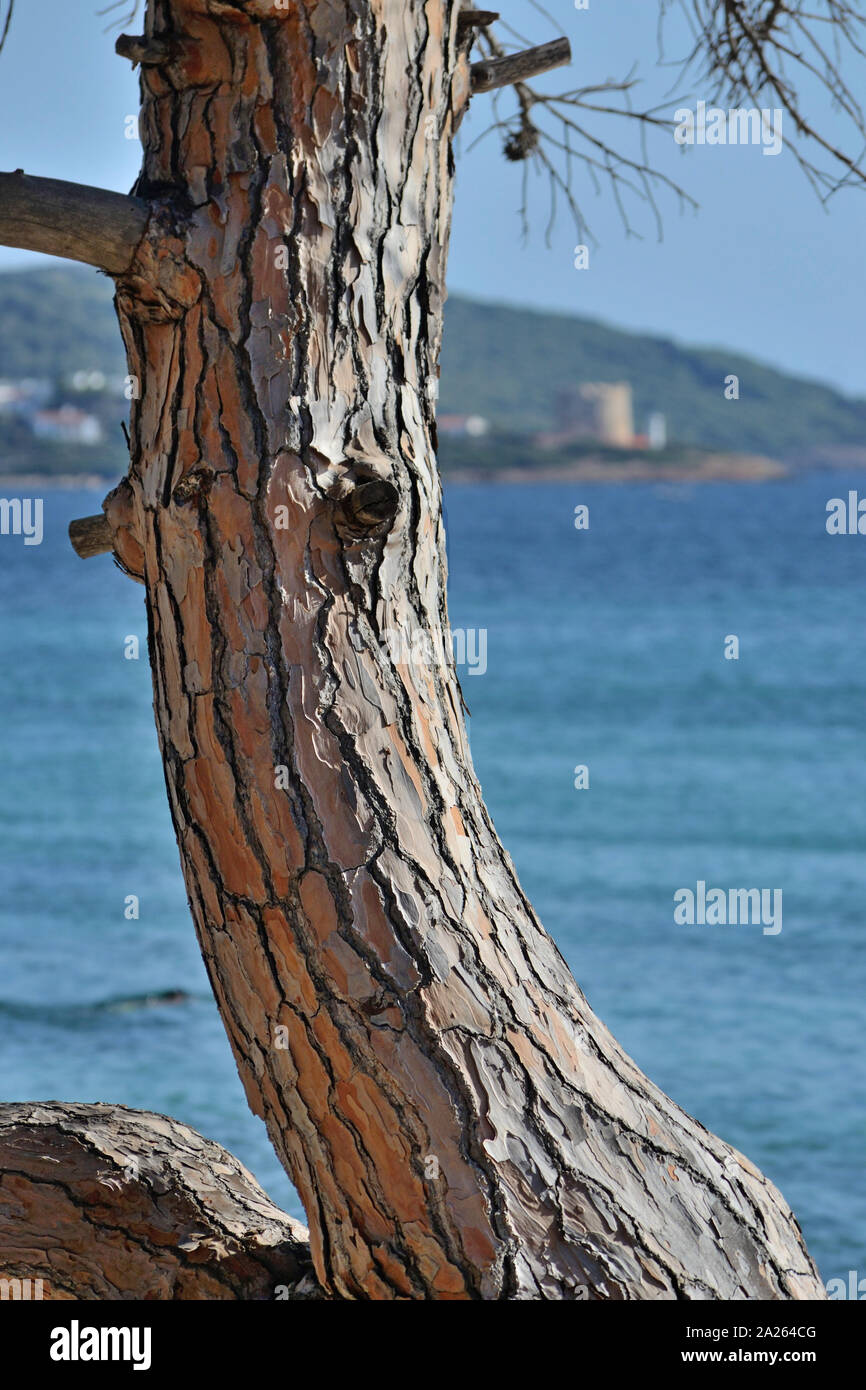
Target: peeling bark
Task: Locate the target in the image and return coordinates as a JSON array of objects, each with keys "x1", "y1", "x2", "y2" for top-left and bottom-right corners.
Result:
[
  {"x1": 0, "y1": 1104, "x2": 320, "y2": 1300},
  {"x1": 0, "y1": 0, "x2": 825, "y2": 1301}
]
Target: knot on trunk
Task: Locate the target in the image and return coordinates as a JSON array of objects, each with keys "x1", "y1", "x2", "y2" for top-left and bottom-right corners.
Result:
[
  {"x1": 173, "y1": 465, "x2": 215, "y2": 507},
  {"x1": 115, "y1": 218, "x2": 201, "y2": 323},
  {"x1": 337, "y1": 478, "x2": 400, "y2": 541}
]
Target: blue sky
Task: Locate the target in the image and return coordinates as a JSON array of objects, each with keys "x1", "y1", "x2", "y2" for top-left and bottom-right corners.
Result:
[{"x1": 0, "y1": 0, "x2": 863, "y2": 395}]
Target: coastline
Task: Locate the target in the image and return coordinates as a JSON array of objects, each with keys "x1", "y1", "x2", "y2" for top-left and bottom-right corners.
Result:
[
  {"x1": 0, "y1": 474, "x2": 113, "y2": 490},
  {"x1": 441, "y1": 452, "x2": 788, "y2": 485},
  {"x1": 0, "y1": 449, "x2": 850, "y2": 490}
]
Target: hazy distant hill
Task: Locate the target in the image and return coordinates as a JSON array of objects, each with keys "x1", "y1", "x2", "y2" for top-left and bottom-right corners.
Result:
[
  {"x1": 441, "y1": 297, "x2": 866, "y2": 457},
  {"x1": 1, "y1": 263, "x2": 863, "y2": 462},
  {"x1": 0, "y1": 267, "x2": 121, "y2": 383}
]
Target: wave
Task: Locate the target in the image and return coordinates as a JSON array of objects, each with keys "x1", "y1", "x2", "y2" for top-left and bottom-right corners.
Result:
[{"x1": 0, "y1": 989, "x2": 200, "y2": 1020}]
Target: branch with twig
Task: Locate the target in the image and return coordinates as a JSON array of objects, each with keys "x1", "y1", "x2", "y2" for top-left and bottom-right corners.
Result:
[
  {"x1": 659, "y1": 0, "x2": 866, "y2": 199},
  {"x1": 468, "y1": 24, "x2": 698, "y2": 245},
  {"x1": 465, "y1": 0, "x2": 866, "y2": 241}
]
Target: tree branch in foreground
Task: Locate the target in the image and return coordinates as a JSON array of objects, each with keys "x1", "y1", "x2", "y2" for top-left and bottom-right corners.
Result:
[
  {"x1": 0, "y1": 172, "x2": 148, "y2": 274},
  {"x1": 0, "y1": 1102, "x2": 323, "y2": 1300}
]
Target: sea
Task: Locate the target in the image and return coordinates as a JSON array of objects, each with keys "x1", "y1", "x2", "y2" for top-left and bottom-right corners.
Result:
[{"x1": 1, "y1": 471, "x2": 864, "y2": 1290}]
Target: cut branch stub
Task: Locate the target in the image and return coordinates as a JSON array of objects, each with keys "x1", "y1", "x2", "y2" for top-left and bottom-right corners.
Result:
[
  {"x1": 116, "y1": 33, "x2": 180, "y2": 67},
  {"x1": 471, "y1": 37, "x2": 571, "y2": 94},
  {"x1": 69, "y1": 514, "x2": 113, "y2": 559},
  {"x1": 172, "y1": 465, "x2": 215, "y2": 506},
  {"x1": 457, "y1": 9, "x2": 500, "y2": 35},
  {"x1": 337, "y1": 478, "x2": 401, "y2": 539},
  {"x1": 69, "y1": 478, "x2": 145, "y2": 583}
]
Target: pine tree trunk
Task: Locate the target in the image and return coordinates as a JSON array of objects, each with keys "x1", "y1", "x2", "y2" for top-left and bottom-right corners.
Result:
[{"x1": 63, "y1": 0, "x2": 825, "y2": 1299}]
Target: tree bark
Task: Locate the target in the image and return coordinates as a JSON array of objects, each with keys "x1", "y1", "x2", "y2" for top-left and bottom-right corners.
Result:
[
  {"x1": 0, "y1": 1103, "x2": 320, "y2": 1299},
  {"x1": 1, "y1": 0, "x2": 825, "y2": 1301}
]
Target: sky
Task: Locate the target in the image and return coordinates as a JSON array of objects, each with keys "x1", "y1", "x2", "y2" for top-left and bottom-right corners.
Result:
[{"x1": 0, "y1": 0, "x2": 864, "y2": 395}]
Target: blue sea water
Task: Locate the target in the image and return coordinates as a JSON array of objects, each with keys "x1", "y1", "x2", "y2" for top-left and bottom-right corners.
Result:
[{"x1": 0, "y1": 473, "x2": 864, "y2": 1288}]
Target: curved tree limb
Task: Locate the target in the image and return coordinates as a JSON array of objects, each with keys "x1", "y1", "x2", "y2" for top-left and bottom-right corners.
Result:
[
  {"x1": 0, "y1": 172, "x2": 148, "y2": 274},
  {"x1": 0, "y1": 1102, "x2": 323, "y2": 1300}
]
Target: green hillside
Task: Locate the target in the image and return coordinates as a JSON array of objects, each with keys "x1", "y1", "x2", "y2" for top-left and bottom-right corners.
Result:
[
  {"x1": 440, "y1": 297, "x2": 866, "y2": 457},
  {"x1": 0, "y1": 266, "x2": 122, "y2": 381},
  {"x1": 0, "y1": 263, "x2": 863, "y2": 464}
]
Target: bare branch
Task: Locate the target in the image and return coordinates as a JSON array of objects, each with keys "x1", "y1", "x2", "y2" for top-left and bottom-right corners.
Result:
[
  {"x1": 471, "y1": 37, "x2": 571, "y2": 93},
  {"x1": 468, "y1": 1, "x2": 865, "y2": 242},
  {"x1": 0, "y1": 171, "x2": 147, "y2": 273},
  {"x1": 469, "y1": 28, "x2": 698, "y2": 245},
  {"x1": 661, "y1": 0, "x2": 866, "y2": 198},
  {"x1": 0, "y1": 1, "x2": 14, "y2": 56}
]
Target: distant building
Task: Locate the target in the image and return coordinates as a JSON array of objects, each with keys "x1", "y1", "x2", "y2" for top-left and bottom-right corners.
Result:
[
  {"x1": 31, "y1": 406, "x2": 103, "y2": 445},
  {"x1": 538, "y1": 383, "x2": 635, "y2": 449},
  {"x1": 648, "y1": 412, "x2": 667, "y2": 451},
  {"x1": 0, "y1": 378, "x2": 52, "y2": 416},
  {"x1": 438, "y1": 413, "x2": 490, "y2": 438}
]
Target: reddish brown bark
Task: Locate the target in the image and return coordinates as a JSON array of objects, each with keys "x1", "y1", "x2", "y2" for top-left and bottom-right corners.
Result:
[
  {"x1": 1, "y1": 0, "x2": 825, "y2": 1301},
  {"x1": 0, "y1": 1103, "x2": 319, "y2": 1300}
]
